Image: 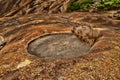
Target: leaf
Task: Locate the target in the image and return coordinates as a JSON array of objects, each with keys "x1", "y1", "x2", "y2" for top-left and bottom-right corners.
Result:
[{"x1": 17, "y1": 59, "x2": 31, "y2": 69}]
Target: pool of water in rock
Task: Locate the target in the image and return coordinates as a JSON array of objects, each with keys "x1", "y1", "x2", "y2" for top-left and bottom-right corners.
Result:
[{"x1": 27, "y1": 33, "x2": 91, "y2": 59}]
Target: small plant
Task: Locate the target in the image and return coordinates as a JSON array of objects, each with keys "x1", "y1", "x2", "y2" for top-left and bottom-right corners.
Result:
[
  {"x1": 96, "y1": 0, "x2": 120, "y2": 10},
  {"x1": 67, "y1": 0, "x2": 95, "y2": 12},
  {"x1": 67, "y1": 0, "x2": 120, "y2": 12}
]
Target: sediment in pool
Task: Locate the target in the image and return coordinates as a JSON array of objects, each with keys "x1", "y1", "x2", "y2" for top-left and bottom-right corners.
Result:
[{"x1": 27, "y1": 33, "x2": 91, "y2": 59}]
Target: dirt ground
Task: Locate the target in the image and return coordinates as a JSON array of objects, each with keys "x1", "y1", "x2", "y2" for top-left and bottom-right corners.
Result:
[{"x1": 0, "y1": 12, "x2": 120, "y2": 80}]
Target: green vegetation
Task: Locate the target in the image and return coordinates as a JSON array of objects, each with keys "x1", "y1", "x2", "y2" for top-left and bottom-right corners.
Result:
[
  {"x1": 67, "y1": 0, "x2": 120, "y2": 12},
  {"x1": 97, "y1": 0, "x2": 120, "y2": 10},
  {"x1": 67, "y1": 0, "x2": 95, "y2": 12}
]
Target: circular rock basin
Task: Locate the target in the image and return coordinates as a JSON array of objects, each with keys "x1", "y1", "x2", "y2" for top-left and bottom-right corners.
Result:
[{"x1": 27, "y1": 33, "x2": 91, "y2": 59}]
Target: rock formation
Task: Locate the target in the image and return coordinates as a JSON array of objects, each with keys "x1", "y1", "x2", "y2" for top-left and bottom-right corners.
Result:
[
  {"x1": 113, "y1": 10, "x2": 120, "y2": 19},
  {"x1": 108, "y1": 10, "x2": 120, "y2": 20},
  {"x1": 0, "y1": 0, "x2": 120, "y2": 80},
  {"x1": 0, "y1": 0, "x2": 71, "y2": 17},
  {"x1": 72, "y1": 23, "x2": 101, "y2": 46}
]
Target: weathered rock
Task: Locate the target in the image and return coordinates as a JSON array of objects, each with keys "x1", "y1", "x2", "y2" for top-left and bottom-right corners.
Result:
[
  {"x1": 0, "y1": 11, "x2": 120, "y2": 80},
  {"x1": 108, "y1": 10, "x2": 120, "y2": 20},
  {"x1": 0, "y1": 0, "x2": 71, "y2": 17},
  {"x1": 72, "y1": 22, "x2": 101, "y2": 46},
  {"x1": 113, "y1": 10, "x2": 120, "y2": 20}
]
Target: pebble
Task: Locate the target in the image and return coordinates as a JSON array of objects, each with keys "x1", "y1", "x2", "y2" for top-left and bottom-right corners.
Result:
[
  {"x1": 58, "y1": 76, "x2": 66, "y2": 80},
  {"x1": 0, "y1": 35, "x2": 6, "y2": 49}
]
